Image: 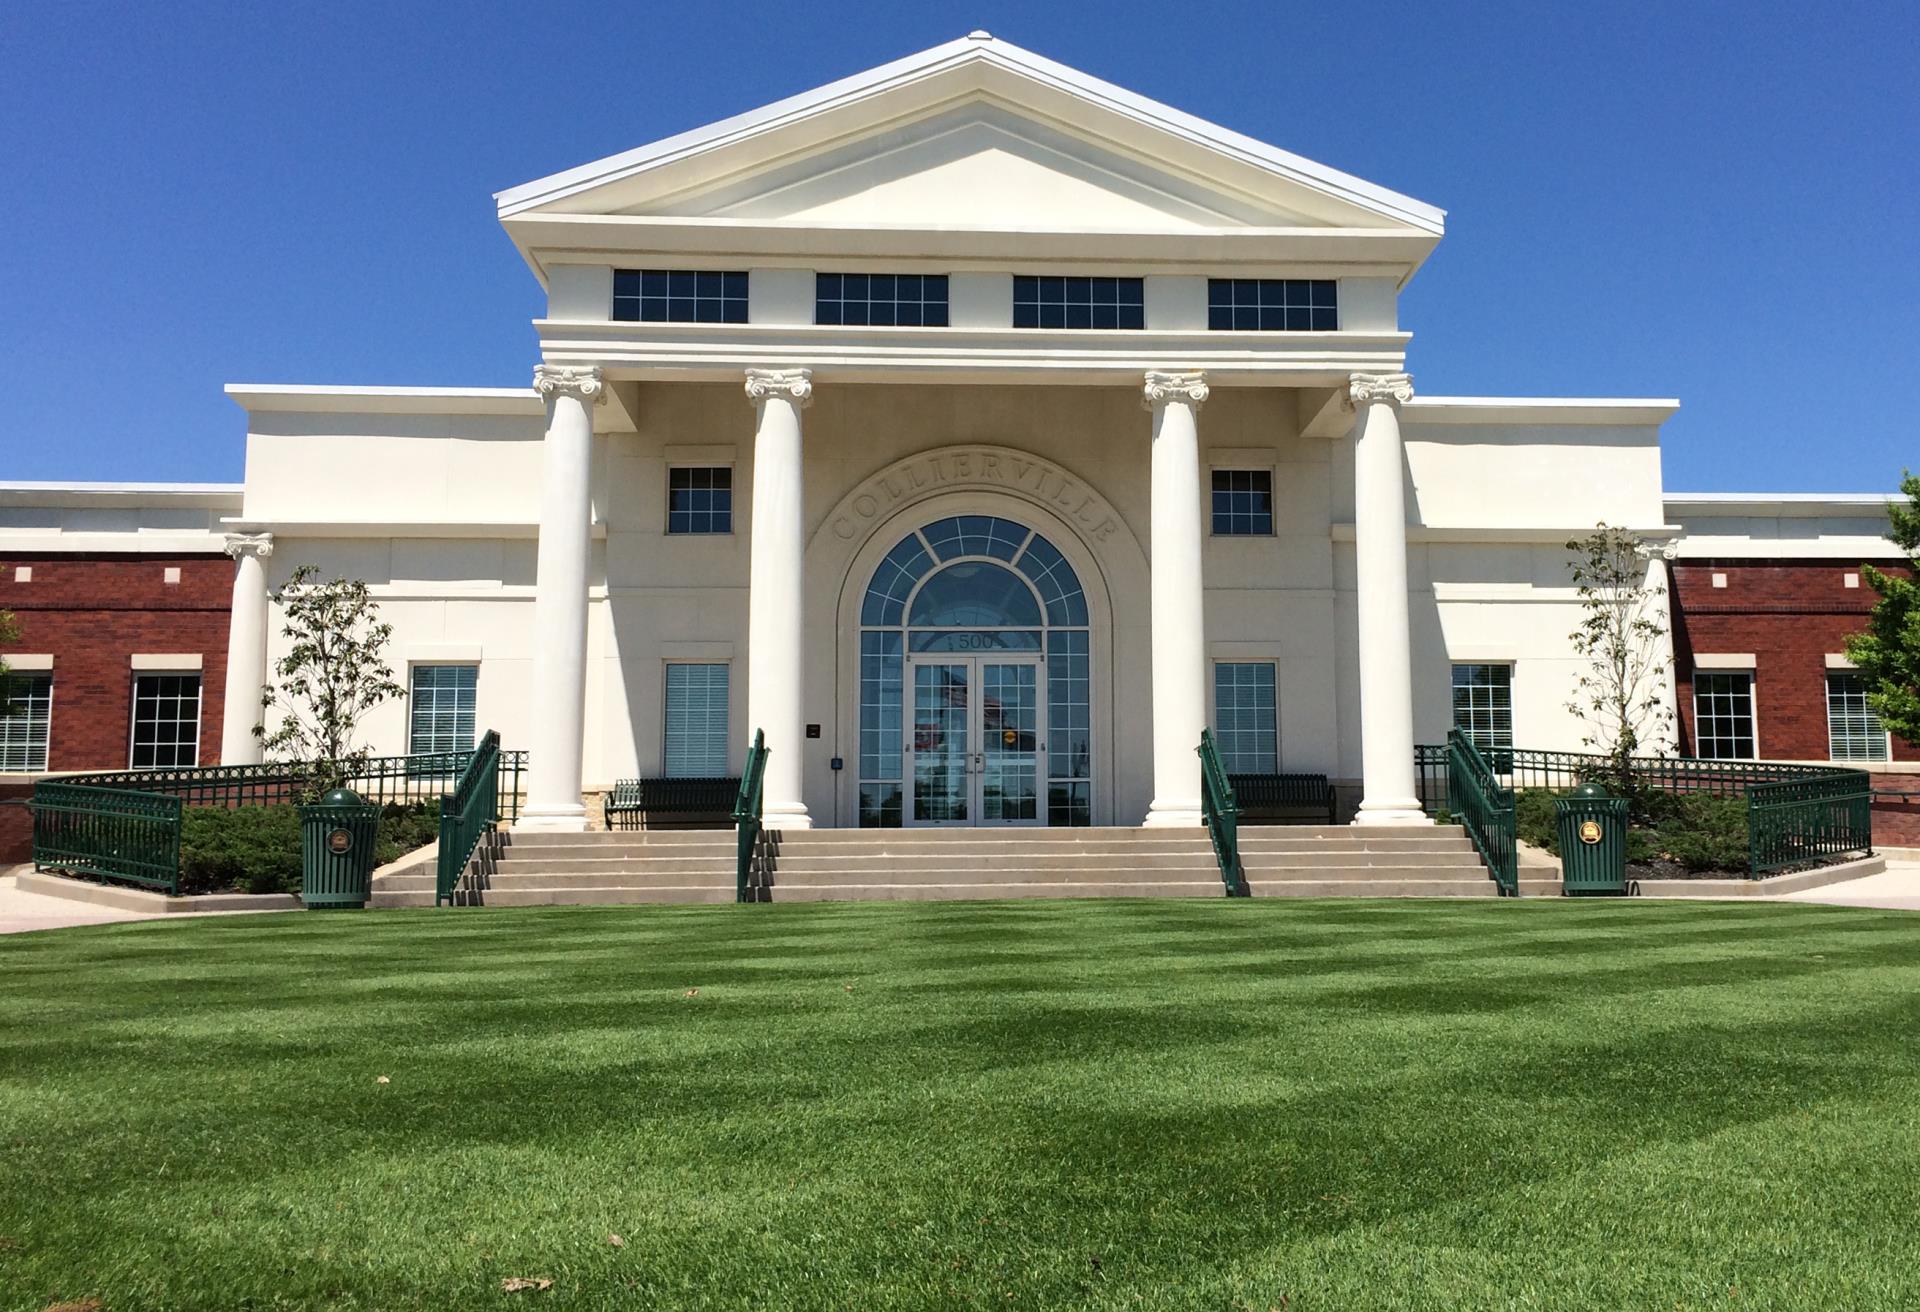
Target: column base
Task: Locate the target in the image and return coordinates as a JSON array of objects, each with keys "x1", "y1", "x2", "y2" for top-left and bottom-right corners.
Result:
[
  {"x1": 1352, "y1": 798, "x2": 1434, "y2": 827},
  {"x1": 516, "y1": 804, "x2": 589, "y2": 833},
  {"x1": 763, "y1": 802, "x2": 812, "y2": 831},
  {"x1": 1142, "y1": 800, "x2": 1205, "y2": 828}
]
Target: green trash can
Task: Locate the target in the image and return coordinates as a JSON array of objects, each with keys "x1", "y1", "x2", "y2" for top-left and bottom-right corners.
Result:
[
  {"x1": 1556, "y1": 782, "x2": 1629, "y2": 896},
  {"x1": 300, "y1": 787, "x2": 380, "y2": 909}
]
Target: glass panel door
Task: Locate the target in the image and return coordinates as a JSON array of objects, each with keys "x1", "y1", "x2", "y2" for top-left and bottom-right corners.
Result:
[
  {"x1": 909, "y1": 662, "x2": 970, "y2": 824},
  {"x1": 979, "y1": 660, "x2": 1042, "y2": 824}
]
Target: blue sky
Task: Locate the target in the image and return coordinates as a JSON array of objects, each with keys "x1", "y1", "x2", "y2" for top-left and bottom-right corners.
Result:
[{"x1": 3, "y1": 0, "x2": 1914, "y2": 491}]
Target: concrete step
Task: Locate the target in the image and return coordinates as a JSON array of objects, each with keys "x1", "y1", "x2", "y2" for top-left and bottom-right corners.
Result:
[
  {"x1": 769, "y1": 865, "x2": 1230, "y2": 887},
  {"x1": 370, "y1": 888, "x2": 437, "y2": 908},
  {"x1": 1248, "y1": 878, "x2": 1503, "y2": 897},
  {"x1": 769, "y1": 851, "x2": 1216, "y2": 872},
  {"x1": 501, "y1": 830, "x2": 734, "y2": 847},
  {"x1": 489, "y1": 856, "x2": 738, "y2": 875},
  {"x1": 481, "y1": 870, "x2": 737, "y2": 891},
  {"x1": 774, "y1": 881, "x2": 1227, "y2": 902},
  {"x1": 482, "y1": 885, "x2": 738, "y2": 907}
]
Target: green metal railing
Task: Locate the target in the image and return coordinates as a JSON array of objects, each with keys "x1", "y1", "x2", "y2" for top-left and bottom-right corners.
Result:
[
  {"x1": 1750, "y1": 770, "x2": 1872, "y2": 875},
  {"x1": 1445, "y1": 729, "x2": 1519, "y2": 895},
  {"x1": 436, "y1": 731, "x2": 502, "y2": 905},
  {"x1": 732, "y1": 730, "x2": 769, "y2": 903},
  {"x1": 30, "y1": 783, "x2": 183, "y2": 893},
  {"x1": 1418, "y1": 741, "x2": 1872, "y2": 880},
  {"x1": 1197, "y1": 729, "x2": 1249, "y2": 896},
  {"x1": 58, "y1": 750, "x2": 527, "y2": 820}
]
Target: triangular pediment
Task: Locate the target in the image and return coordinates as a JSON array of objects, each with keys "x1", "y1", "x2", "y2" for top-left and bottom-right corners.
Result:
[{"x1": 497, "y1": 35, "x2": 1444, "y2": 238}]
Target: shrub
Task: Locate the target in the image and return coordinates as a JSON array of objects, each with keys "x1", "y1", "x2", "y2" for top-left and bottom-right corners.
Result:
[
  {"x1": 1512, "y1": 785, "x2": 1750, "y2": 873},
  {"x1": 179, "y1": 806, "x2": 303, "y2": 895},
  {"x1": 177, "y1": 801, "x2": 441, "y2": 896}
]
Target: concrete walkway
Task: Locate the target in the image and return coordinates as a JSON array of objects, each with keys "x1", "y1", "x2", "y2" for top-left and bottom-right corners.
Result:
[
  {"x1": 0, "y1": 868, "x2": 297, "y2": 935},
  {"x1": 1780, "y1": 859, "x2": 1920, "y2": 911}
]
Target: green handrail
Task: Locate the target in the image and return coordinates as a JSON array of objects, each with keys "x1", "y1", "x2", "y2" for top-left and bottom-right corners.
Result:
[
  {"x1": 1749, "y1": 770, "x2": 1871, "y2": 876},
  {"x1": 30, "y1": 783, "x2": 183, "y2": 894},
  {"x1": 436, "y1": 730, "x2": 501, "y2": 905},
  {"x1": 1196, "y1": 729, "x2": 1249, "y2": 896},
  {"x1": 732, "y1": 729, "x2": 769, "y2": 903},
  {"x1": 1445, "y1": 728, "x2": 1519, "y2": 895}
]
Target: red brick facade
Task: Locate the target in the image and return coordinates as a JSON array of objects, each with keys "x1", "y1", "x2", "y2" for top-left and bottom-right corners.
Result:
[
  {"x1": 0, "y1": 552, "x2": 234, "y2": 770},
  {"x1": 1670, "y1": 559, "x2": 1917, "y2": 762}
]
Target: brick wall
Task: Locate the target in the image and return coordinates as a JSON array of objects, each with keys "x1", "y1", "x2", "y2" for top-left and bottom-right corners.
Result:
[
  {"x1": 1670, "y1": 559, "x2": 1916, "y2": 762},
  {"x1": 0, "y1": 553, "x2": 234, "y2": 772}
]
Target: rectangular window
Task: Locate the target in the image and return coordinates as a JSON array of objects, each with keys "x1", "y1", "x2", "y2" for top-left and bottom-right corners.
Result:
[
  {"x1": 1451, "y1": 663, "x2": 1514, "y2": 753},
  {"x1": 1826, "y1": 671, "x2": 1889, "y2": 762},
  {"x1": 1692, "y1": 671, "x2": 1756, "y2": 760},
  {"x1": 613, "y1": 269, "x2": 748, "y2": 324},
  {"x1": 1207, "y1": 279, "x2": 1338, "y2": 331},
  {"x1": 1211, "y1": 469, "x2": 1274, "y2": 536},
  {"x1": 409, "y1": 665, "x2": 478, "y2": 757},
  {"x1": 664, "y1": 663, "x2": 730, "y2": 777},
  {"x1": 816, "y1": 273, "x2": 949, "y2": 327},
  {"x1": 1214, "y1": 662, "x2": 1278, "y2": 774},
  {"x1": 1012, "y1": 275, "x2": 1144, "y2": 330},
  {"x1": 667, "y1": 466, "x2": 733, "y2": 535},
  {"x1": 0, "y1": 673, "x2": 52, "y2": 772},
  {"x1": 130, "y1": 673, "x2": 202, "y2": 769}
]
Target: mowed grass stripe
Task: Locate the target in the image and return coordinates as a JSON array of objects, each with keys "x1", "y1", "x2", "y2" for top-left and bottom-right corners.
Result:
[{"x1": 1, "y1": 899, "x2": 1917, "y2": 1310}]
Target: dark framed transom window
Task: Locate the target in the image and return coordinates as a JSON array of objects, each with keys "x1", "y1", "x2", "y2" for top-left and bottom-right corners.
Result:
[
  {"x1": 130, "y1": 673, "x2": 201, "y2": 769},
  {"x1": 816, "y1": 273, "x2": 948, "y2": 326},
  {"x1": 613, "y1": 270, "x2": 748, "y2": 323},
  {"x1": 1013, "y1": 276, "x2": 1144, "y2": 330},
  {"x1": 668, "y1": 466, "x2": 733, "y2": 534},
  {"x1": 1451, "y1": 663, "x2": 1513, "y2": 753},
  {"x1": 1214, "y1": 662, "x2": 1278, "y2": 774},
  {"x1": 1693, "y1": 671, "x2": 1756, "y2": 760},
  {"x1": 410, "y1": 665, "x2": 477, "y2": 757},
  {"x1": 1826, "y1": 671, "x2": 1889, "y2": 762},
  {"x1": 1207, "y1": 279, "x2": 1338, "y2": 331},
  {"x1": 1211, "y1": 469, "x2": 1274, "y2": 535}
]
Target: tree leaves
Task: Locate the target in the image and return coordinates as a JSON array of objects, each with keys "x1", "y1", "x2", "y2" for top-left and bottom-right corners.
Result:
[
  {"x1": 1845, "y1": 472, "x2": 1920, "y2": 741},
  {"x1": 1563, "y1": 525, "x2": 1677, "y2": 794}
]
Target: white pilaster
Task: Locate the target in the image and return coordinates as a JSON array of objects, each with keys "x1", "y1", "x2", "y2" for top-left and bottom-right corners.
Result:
[
  {"x1": 1142, "y1": 370, "x2": 1210, "y2": 827},
  {"x1": 520, "y1": 364, "x2": 603, "y2": 831},
  {"x1": 1348, "y1": 372, "x2": 1431, "y2": 825},
  {"x1": 745, "y1": 368, "x2": 813, "y2": 829},
  {"x1": 218, "y1": 533, "x2": 273, "y2": 765}
]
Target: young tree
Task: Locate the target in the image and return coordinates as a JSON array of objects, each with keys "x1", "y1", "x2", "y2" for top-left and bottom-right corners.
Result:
[
  {"x1": 1565, "y1": 525, "x2": 1677, "y2": 800},
  {"x1": 256, "y1": 565, "x2": 406, "y2": 793},
  {"x1": 0, "y1": 609, "x2": 19, "y2": 713},
  {"x1": 1844, "y1": 471, "x2": 1920, "y2": 740}
]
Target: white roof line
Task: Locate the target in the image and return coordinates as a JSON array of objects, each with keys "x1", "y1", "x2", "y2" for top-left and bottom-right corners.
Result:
[
  {"x1": 493, "y1": 34, "x2": 1444, "y2": 233},
  {"x1": 1409, "y1": 395, "x2": 1683, "y2": 408},
  {"x1": 1665, "y1": 492, "x2": 1895, "y2": 504},
  {"x1": 224, "y1": 384, "x2": 538, "y2": 398},
  {"x1": 0, "y1": 480, "x2": 242, "y2": 495}
]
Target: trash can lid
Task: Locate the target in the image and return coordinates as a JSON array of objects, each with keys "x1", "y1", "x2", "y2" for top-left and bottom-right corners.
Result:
[
  {"x1": 319, "y1": 787, "x2": 366, "y2": 806},
  {"x1": 1570, "y1": 781, "x2": 1612, "y2": 799}
]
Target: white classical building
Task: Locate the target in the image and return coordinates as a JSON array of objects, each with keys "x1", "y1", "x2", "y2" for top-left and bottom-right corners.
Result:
[{"x1": 196, "y1": 34, "x2": 1689, "y2": 832}]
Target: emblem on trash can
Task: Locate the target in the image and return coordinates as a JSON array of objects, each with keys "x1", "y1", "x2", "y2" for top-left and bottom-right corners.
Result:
[
  {"x1": 1578, "y1": 819, "x2": 1603, "y2": 845},
  {"x1": 327, "y1": 827, "x2": 354, "y2": 855}
]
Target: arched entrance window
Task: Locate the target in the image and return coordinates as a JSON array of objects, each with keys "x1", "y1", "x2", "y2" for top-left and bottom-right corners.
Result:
[{"x1": 858, "y1": 515, "x2": 1092, "y2": 827}]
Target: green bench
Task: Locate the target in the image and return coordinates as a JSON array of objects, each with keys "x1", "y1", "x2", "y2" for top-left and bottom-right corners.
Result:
[
  {"x1": 1227, "y1": 773, "x2": 1338, "y2": 825},
  {"x1": 604, "y1": 777, "x2": 740, "y2": 831}
]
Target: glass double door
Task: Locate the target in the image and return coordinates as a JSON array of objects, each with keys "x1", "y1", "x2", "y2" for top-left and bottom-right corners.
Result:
[{"x1": 905, "y1": 654, "x2": 1045, "y2": 826}]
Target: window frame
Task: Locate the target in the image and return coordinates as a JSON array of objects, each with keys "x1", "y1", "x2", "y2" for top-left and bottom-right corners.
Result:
[
  {"x1": 1825, "y1": 669, "x2": 1891, "y2": 763},
  {"x1": 1690, "y1": 669, "x2": 1758, "y2": 761},
  {"x1": 1209, "y1": 468, "x2": 1275, "y2": 537},
  {"x1": 662, "y1": 661, "x2": 732, "y2": 779},
  {"x1": 407, "y1": 663, "x2": 480, "y2": 759},
  {"x1": 612, "y1": 269, "x2": 749, "y2": 324},
  {"x1": 666, "y1": 464, "x2": 735, "y2": 536},
  {"x1": 1211, "y1": 660, "x2": 1280, "y2": 775},
  {"x1": 1206, "y1": 278, "x2": 1339, "y2": 332},
  {"x1": 814, "y1": 272, "x2": 950, "y2": 327},
  {"x1": 1450, "y1": 662, "x2": 1515, "y2": 754},
  {"x1": 1011, "y1": 275, "x2": 1145, "y2": 330},
  {"x1": 0, "y1": 672, "x2": 54, "y2": 773},
  {"x1": 127, "y1": 671, "x2": 203, "y2": 770}
]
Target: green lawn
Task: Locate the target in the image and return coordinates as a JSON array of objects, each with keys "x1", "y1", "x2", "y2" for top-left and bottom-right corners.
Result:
[{"x1": 3, "y1": 900, "x2": 1918, "y2": 1311}]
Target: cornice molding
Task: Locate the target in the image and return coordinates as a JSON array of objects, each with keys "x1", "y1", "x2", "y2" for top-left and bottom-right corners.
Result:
[
  {"x1": 1142, "y1": 370, "x2": 1209, "y2": 408},
  {"x1": 744, "y1": 367, "x2": 814, "y2": 407},
  {"x1": 1347, "y1": 371, "x2": 1414, "y2": 409},
  {"x1": 532, "y1": 364, "x2": 607, "y2": 403}
]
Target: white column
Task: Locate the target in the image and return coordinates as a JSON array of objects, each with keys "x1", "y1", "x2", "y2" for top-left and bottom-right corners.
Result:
[
  {"x1": 744, "y1": 368, "x2": 813, "y2": 829},
  {"x1": 1349, "y1": 372, "x2": 1430, "y2": 825},
  {"x1": 1142, "y1": 370, "x2": 1210, "y2": 827},
  {"x1": 520, "y1": 364, "x2": 604, "y2": 831},
  {"x1": 218, "y1": 533, "x2": 273, "y2": 764}
]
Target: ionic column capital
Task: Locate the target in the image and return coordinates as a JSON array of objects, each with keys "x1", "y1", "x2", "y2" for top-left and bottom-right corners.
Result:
[
  {"x1": 223, "y1": 532, "x2": 274, "y2": 561},
  {"x1": 1142, "y1": 370, "x2": 1209, "y2": 409},
  {"x1": 532, "y1": 364, "x2": 607, "y2": 404},
  {"x1": 744, "y1": 367, "x2": 813, "y2": 408},
  {"x1": 1347, "y1": 372, "x2": 1414, "y2": 409}
]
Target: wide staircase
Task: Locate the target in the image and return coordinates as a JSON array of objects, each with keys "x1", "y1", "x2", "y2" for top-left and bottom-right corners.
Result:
[{"x1": 372, "y1": 823, "x2": 1553, "y2": 907}]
